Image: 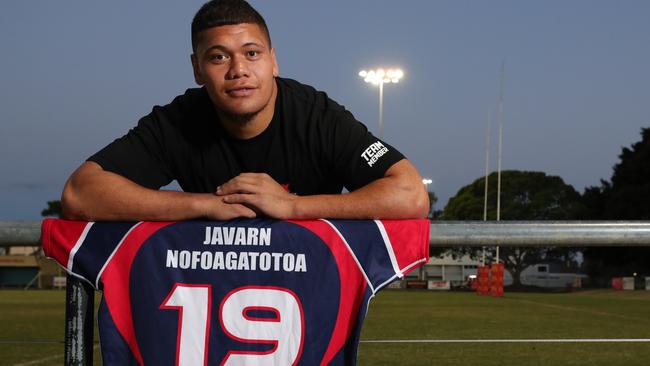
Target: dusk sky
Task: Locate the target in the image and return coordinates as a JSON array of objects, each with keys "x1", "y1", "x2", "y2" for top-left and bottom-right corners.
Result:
[{"x1": 1, "y1": 0, "x2": 649, "y2": 220}]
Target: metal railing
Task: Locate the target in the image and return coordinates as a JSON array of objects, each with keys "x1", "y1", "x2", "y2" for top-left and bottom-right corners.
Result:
[
  {"x1": 6, "y1": 220, "x2": 650, "y2": 248},
  {"x1": 428, "y1": 221, "x2": 650, "y2": 247},
  {"x1": 0, "y1": 221, "x2": 41, "y2": 247},
  {"x1": 2, "y1": 220, "x2": 650, "y2": 365}
]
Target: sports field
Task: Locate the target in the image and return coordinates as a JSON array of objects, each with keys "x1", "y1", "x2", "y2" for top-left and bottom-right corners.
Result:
[{"x1": 1, "y1": 289, "x2": 649, "y2": 365}]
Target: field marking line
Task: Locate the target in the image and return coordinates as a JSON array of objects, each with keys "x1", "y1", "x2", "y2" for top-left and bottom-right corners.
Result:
[
  {"x1": 11, "y1": 345, "x2": 99, "y2": 366},
  {"x1": 506, "y1": 297, "x2": 650, "y2": 323},
  {"x1": 11, "y1": 354, "x2": 62, "y2": 366},
  {"x1": 360, "y1": 339, "x2": 650, "y2": 344}
]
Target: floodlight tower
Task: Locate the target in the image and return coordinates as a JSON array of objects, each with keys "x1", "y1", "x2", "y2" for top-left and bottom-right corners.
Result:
[
  {"x1": 358, "y1": 68, "x2": 404, "y2": 139},
  {"x1": 482, "y1": 108, "x2": 491, "y2": 266},
  {"x1": 495, "y1": 61, "x2": 506, "y2": 263},
  {"x1": 422, "y1": 178, "x2": 433, "y2": 191}
]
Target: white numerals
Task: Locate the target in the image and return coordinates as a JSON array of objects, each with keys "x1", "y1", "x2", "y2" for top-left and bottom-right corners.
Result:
[
  {"x1": 160, "y1": 284, "x2": 212, "y2": 366},
  {"x1": 161, "y1": 285, "x2": 304, "y2": 366},
  {"x1": 221, "y1": 287, "x2": 304, "y2": 366}
]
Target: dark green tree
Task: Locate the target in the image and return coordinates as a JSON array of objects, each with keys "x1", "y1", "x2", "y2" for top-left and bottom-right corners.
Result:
[
  {"x1": 443, "y1": 170, "x2": 587, "y2": 287},
  {"x1": 582, "y1": 128, "x2": 650, "y2": 281},
  {"x1": 41, "y1": 200, "x2": 63, "y2": 218}
]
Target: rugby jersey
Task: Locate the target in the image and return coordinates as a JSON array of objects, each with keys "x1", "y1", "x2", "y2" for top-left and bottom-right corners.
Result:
[{"x1": 41, "y1": 219, "x2": 429, "y2": 365}]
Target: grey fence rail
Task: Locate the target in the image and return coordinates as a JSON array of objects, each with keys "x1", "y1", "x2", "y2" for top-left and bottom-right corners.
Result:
[
  {"x1": 2, "y1": 220, "x2": 650, "y2": 365},
  {"x1": 5, "y1": 220, "x2": 650, "y2": 248}
]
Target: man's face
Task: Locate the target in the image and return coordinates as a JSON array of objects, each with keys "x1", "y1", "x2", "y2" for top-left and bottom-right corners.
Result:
[{"x1": 191, "y1": 23, "x2": 278, "y2": 120}]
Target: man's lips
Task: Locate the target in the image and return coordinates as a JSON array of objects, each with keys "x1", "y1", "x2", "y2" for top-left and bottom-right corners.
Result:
[{"x1": 226, "y1": 86, "x2": 256, "y2": 97}]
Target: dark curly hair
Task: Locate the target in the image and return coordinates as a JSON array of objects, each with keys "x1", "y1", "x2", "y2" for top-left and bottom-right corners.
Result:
[{"x1": 191, "y1": 0, "x2": 271, "y2": 52}]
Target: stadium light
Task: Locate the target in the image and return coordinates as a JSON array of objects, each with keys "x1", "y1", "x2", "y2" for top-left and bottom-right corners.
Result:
[
  {"x1": 422, "y1": 178, "x2": 433, "y2": 191},
  {"x1": 358, "y1": 68, "x2": 404, "y2": 138}
]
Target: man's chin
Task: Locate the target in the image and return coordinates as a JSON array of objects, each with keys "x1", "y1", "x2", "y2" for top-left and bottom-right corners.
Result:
[{"x1": 220, "y1": 108, "x2": 260, "y2": 125}]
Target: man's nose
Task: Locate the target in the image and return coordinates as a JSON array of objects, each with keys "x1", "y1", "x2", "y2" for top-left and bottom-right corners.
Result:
[{"x1": 227, "y1": 55, "x2": 249, "y2": 79}]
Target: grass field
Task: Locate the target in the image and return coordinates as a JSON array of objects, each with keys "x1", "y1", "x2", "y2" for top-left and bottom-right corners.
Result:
[{"x1": 1, "y1": 289, "x2": 649, "y2": 365}]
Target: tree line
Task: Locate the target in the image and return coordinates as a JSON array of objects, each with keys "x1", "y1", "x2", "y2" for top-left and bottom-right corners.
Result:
[{"x1": 439, "y1": 128, "x2": 650, "y2": 285}]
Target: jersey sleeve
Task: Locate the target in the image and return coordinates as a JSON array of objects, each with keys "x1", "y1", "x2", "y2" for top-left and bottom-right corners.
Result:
[
  {"x1": 324, "y1": 219, "x2": 429, "y2": 292},
  {"x1": 328, "y1": 109, "x2": 405, "y2": 191},
  {"x1": 87, "y1": 110, "x2": 175, "y2": 190},
  {"x1": 41, "y1": 219, "x2": 140, "y2": 288}
]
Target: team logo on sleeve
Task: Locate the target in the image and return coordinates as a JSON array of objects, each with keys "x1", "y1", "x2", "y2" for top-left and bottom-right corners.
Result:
[{"x1": 361, "y1": 141, "x2": 389, "y2": 167}]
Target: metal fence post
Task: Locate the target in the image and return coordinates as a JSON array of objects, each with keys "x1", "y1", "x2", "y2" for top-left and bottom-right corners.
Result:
[{"x1": 64, "y1": 275, "x2": 94, "y2": 366}]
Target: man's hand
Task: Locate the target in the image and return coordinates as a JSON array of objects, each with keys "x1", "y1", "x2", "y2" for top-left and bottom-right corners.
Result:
[
  {"x1": 200, "y1": 194, "x2": 258, "y2": 220},
  {"x1": 216, "y1": 173, "x2": 298, "y2": 219}
]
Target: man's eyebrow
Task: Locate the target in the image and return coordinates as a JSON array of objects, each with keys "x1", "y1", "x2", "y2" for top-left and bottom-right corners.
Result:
[
  {"x1": 202, "y1": 42, "x2": 267, "y2": 57},
  {"x1": 241, "y1": 41, "x2": 267, "y2": 49},
  {"x1": 203, "y1": 44, "x2": 228, "y2": 56}
]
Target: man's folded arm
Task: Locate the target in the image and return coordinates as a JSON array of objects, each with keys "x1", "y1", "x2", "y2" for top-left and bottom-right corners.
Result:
[
  {"x1": 61, "y1": 161, "x2": 256, "y2": 221},
  {"x1": 219, "y1": 159, "x2": 430, "y2": 220},
  {"x1": 295, "y1": 159, "x2": 430, "y2": 219},
  {"x1": 62, "y1": 159, "x2": 428, "y2": 221}
]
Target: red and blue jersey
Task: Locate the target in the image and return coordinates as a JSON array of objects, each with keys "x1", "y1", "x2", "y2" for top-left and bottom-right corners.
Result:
[{"x1": 42, "y1": 219, "x2": 429, "y2": 366}]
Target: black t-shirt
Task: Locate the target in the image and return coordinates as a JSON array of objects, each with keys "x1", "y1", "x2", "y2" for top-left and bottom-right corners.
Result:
[{"x1": 88, "y1": 77, "x2": 405, "y2": 195}]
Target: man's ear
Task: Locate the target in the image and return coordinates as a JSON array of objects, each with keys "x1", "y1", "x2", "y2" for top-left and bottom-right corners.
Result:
[
  {"x1": 271, "y1": 48, "x2": 279, "y2": 77},
  {"x1": 191, "y1": 54, "x2": 204, "y2": 85}
]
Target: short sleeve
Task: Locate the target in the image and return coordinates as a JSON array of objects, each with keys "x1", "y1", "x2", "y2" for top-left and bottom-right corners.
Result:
[
  {"x1": 88, "y1": 110, "x2": 174, "y2": 190},
  {"x1": 41, "y1": 219, "x2": 141, "y2": 289},
  {"x1": 329, "y1": 110, "x2": 405, "y2": 191}
]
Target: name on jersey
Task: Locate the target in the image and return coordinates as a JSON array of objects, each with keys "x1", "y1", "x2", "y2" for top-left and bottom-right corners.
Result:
[
  {"x1": 361, "y1": 141, "x2": 389, "y2": 167},
  {"x1": 203, "y1": 226, "x2": 271, "y2": 246},
  {"x1": 165, "y1": 225, "x2": 307, "y2": 273},
  {"x1": 165, "y1": 250, "x2": 307, "y2": 272}
]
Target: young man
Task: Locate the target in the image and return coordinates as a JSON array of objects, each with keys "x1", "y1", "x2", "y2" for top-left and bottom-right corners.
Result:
[{"x1": 61, "y1": 0, "x2": 429, "y2": 221}]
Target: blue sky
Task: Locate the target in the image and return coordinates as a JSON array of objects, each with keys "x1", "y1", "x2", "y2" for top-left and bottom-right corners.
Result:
[{"x1": 1, "y1": 0, "x2": 649, "y2": 220}]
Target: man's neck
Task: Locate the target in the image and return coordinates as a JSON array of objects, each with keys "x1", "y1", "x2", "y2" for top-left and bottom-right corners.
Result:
[{"x1": 218, "y1": 82, "x2": 278, "y2": 140}]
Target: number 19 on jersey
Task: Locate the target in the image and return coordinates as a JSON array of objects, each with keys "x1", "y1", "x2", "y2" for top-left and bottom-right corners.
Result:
[{"x1": 161, "y1": 284, "x2": 305, "y2": 366}]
